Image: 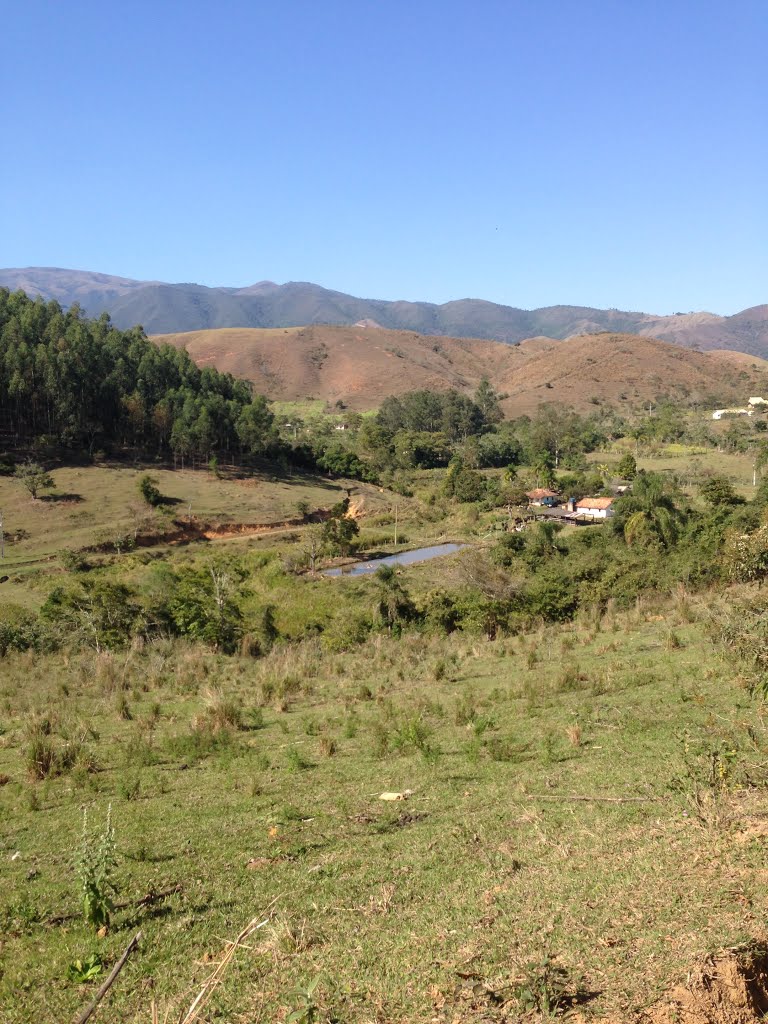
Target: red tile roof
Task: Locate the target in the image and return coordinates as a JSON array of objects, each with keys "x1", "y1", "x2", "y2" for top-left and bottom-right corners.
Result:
[
  {"x1": 526, "y1": 488, "x2": 559, "y2": 499},
  {"x1": 575, "y1": 497, "x2": 614, "y2": 510}
]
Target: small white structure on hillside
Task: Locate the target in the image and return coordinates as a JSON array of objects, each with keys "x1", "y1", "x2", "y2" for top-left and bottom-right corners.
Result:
[
  {"x1": 712, "y1": 408, "x2": 752, "y2": 420},
  {"x1": 749, "y1": 397, "x2": 768, "y2": 408}
]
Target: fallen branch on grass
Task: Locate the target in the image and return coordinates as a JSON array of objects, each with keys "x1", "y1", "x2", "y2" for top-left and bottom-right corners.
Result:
[{"x1": 74, "y1": 930, "x2": 142, "y2": 1024}]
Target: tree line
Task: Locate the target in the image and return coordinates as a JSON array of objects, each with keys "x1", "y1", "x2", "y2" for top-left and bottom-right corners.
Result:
[{"x1": 0, "y1": 289, "x2": 277, "y2": 462}]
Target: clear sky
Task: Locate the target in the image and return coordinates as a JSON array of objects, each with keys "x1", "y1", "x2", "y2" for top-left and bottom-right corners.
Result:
[{"x1": 2, "y1": 0, "x2": 766, "y2": 315}]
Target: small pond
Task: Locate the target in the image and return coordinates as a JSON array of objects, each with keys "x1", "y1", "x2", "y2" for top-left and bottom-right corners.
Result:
[{"x1": 324, "y1": 542, "x2": 468, "y2": 577}]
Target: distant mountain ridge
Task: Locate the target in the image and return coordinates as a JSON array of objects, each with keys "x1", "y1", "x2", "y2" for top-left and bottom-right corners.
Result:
[{"x1": 2, "y1": 266, "x2": 768, "y2": 357}]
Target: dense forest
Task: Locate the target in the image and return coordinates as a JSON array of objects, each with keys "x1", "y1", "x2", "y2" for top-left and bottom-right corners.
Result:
[{"x1": 0, "y1": 289, "x2": 277, "y2": 461}]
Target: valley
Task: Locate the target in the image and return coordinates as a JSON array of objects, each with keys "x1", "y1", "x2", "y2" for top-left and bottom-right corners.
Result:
[{"x1": 3, "y1": 289, "x2": 768, "y2": 1023}]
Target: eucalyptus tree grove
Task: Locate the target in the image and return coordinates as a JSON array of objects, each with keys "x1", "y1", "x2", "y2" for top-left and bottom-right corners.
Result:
[{"x1": 0, "y1": 289, "x2": 277, "y2": 461}]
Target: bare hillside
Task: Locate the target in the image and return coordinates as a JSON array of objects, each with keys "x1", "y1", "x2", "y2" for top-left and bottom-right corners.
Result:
[
  {"x1": 153, "y1": 325, "x2": 768, "y2": 414},
  {"x1": 495, "y1": 333, "x2": 768, "y2": 414},
  {"x1": 155, "y1": 325, "x2": 518, "y2": 408}
]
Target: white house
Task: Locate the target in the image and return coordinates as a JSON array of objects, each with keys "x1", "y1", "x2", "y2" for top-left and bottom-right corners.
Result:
[
  {"x1": 525, "y1": 488, "x2": 561, "y2": 507},
  {"x1": 574, "y1": 497, "x2": 615, "y2": 519},
  {"x1": 712, "y1": 408, "x2": 752, "y2": 420}
]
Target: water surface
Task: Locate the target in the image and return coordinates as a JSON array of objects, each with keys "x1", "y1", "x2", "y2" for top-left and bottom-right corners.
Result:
[{"x1": 324, "y1": 542, "x2": 467, "y2": 577}]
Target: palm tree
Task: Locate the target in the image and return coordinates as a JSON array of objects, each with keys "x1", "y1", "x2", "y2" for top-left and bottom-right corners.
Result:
[
  {"x1": 374, "y1": 565, "x2": 415, "y2": 634},
  {"x1": 596, "y1": 462, "x2": 611, "y2": 484},
  {"x1": 614, "y1": 472, "x2": 684, "y2": 550}
]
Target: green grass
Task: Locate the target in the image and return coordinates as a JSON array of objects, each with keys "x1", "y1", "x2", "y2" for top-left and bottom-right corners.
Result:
[
  {"x1": 271, "y1": 399, "x2": 331, "y2": 419},
  {"x1": 2, "y1": 591, "x2": 768, "y2": 1022},
  {"x1": 0, "y1": 463, "x2": 395, "y2": 608},
  {"x1": 588, "y1": 444, "x2": 762, "y2": 499}
]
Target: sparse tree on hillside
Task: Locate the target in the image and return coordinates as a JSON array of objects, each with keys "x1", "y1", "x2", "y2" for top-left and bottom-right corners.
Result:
[
  {"x1": 373, "y1": 564, "x2": 416, "y2": 634},
  {"x1": 14, "y1": 461, "x2": 53, "y2": 500},
  {"x1": 321, "y1": 498, "x2": 360, "y2": 556},
  {"x1": 138, "y1": 474, "x2": 163, "y2": 507},
  {"x1": 474, "y1": 377, "x2": 503, "y2": 425}
]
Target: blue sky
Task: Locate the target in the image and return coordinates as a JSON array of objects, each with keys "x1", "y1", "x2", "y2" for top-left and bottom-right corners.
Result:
[{"x1": 3, "y1": 0, "x2": 766, "y2": 314}]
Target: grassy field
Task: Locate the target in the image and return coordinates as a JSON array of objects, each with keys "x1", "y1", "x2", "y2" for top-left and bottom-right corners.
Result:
[
  {"x1": 3, "y1": 452, "x2": 768, "y2": 1022},
  {"x1": 1, "y1": 586, "x2": 768, "y2": 1023},
  {"x1": 271, "y1": 399, "x2": 331, "y2": 420},
  {"x1": 588, "y1": 444, "x2": 761, "y2": 499},
  {"x1": 0, "y1": 464, "x2": 400, "y2": 609}
]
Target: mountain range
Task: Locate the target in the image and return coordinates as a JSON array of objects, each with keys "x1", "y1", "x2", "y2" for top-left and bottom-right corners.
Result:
[{"x1": 2, "y1": 267, "x2": 768, "y2": 357}]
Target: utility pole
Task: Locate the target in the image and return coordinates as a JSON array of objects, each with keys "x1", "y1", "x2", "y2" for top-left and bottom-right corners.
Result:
[
  {"x1": 394, "y1": 503, "x2": 398, "y2": 548},
  {"x1": 0, "y1": 511, "x2": 4, "y2": 559}
]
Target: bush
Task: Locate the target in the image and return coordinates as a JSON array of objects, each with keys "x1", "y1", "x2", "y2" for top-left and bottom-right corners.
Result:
[
  {"x1": 138, "y1": 474, "x2": 163, "y2": 507},
  {"x1": 60, "y1": 548, "x2": 89, "y2": 572},
  {"x1": 321, "y1": 613, "x2": 372, "y2": 653},
  {"x1": 0, "y1": 606, "x2": 45, "y2": 656}
]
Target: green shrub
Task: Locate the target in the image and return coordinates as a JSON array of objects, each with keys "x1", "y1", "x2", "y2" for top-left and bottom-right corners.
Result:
[
  {"x1": 321, "y1": 613, "x2": 372, "y2": 653},
  {"x1": 138, "y1": 474, "x2": 163, "y2": 507}
]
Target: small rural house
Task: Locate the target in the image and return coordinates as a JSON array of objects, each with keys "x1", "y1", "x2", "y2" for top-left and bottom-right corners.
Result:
[
  {"x1": 749, "y1": 397, "x2": 768, "y2": 408},
  {"x1": 526, "y1": 488, "x2": 560, "y2": 507},
  {"x1": 574, "y1": 497, "x2": 615, "y2": 519},
  {"x1": 712, "y1": 408, "x2": 752, "y2": 420}
]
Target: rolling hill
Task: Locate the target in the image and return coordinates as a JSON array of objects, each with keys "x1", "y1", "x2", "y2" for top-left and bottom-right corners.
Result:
[
  {"x1": 3, "y1": 267, "x2": 768, "y2": 356},
  {"x1": 154, "y1": 324, "x2": 768, "y2": 415}
]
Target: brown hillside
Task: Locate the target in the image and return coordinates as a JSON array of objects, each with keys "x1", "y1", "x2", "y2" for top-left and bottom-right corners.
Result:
[
  {"x1": 153, "y1": 325, "x2": 768, "y2": 415},
  {"x1": 707, "y1": 349, "x2": 768, "y2": 370},
  {"x1": 494, "y1": 333, "x2": 768, "y2": 415},
  {"x1": 154, "y1": 325, "x2": 520, "y2": 408}
]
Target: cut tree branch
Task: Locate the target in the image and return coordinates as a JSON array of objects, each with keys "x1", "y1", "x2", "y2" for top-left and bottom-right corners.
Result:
[{"x1": 74, "y1": 930, "x2": 142, "y2": 1024}]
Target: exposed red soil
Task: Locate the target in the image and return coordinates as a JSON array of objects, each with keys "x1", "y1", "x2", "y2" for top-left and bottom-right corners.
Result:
[
  {"x1": 642, "y1": 945, "x2": 768, "y2": 1024},
  {"x1": 581, "y1": 946, "x2": 768, "y2": 1024},
  {"x1": 133, "y1": 513, "x2": 327, "y2": 548}
]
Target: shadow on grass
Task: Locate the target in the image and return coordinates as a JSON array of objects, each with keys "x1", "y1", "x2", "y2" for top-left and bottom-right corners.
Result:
[
  {"x1": 40, "y1": 492, "x2": 84, "y2": 503},
  {"x1": 125, "y1": 851, "x2": 175, "y2": 864},
  {"x1": 122, "y1": 903, "x2": 175, "y2": 930}
]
